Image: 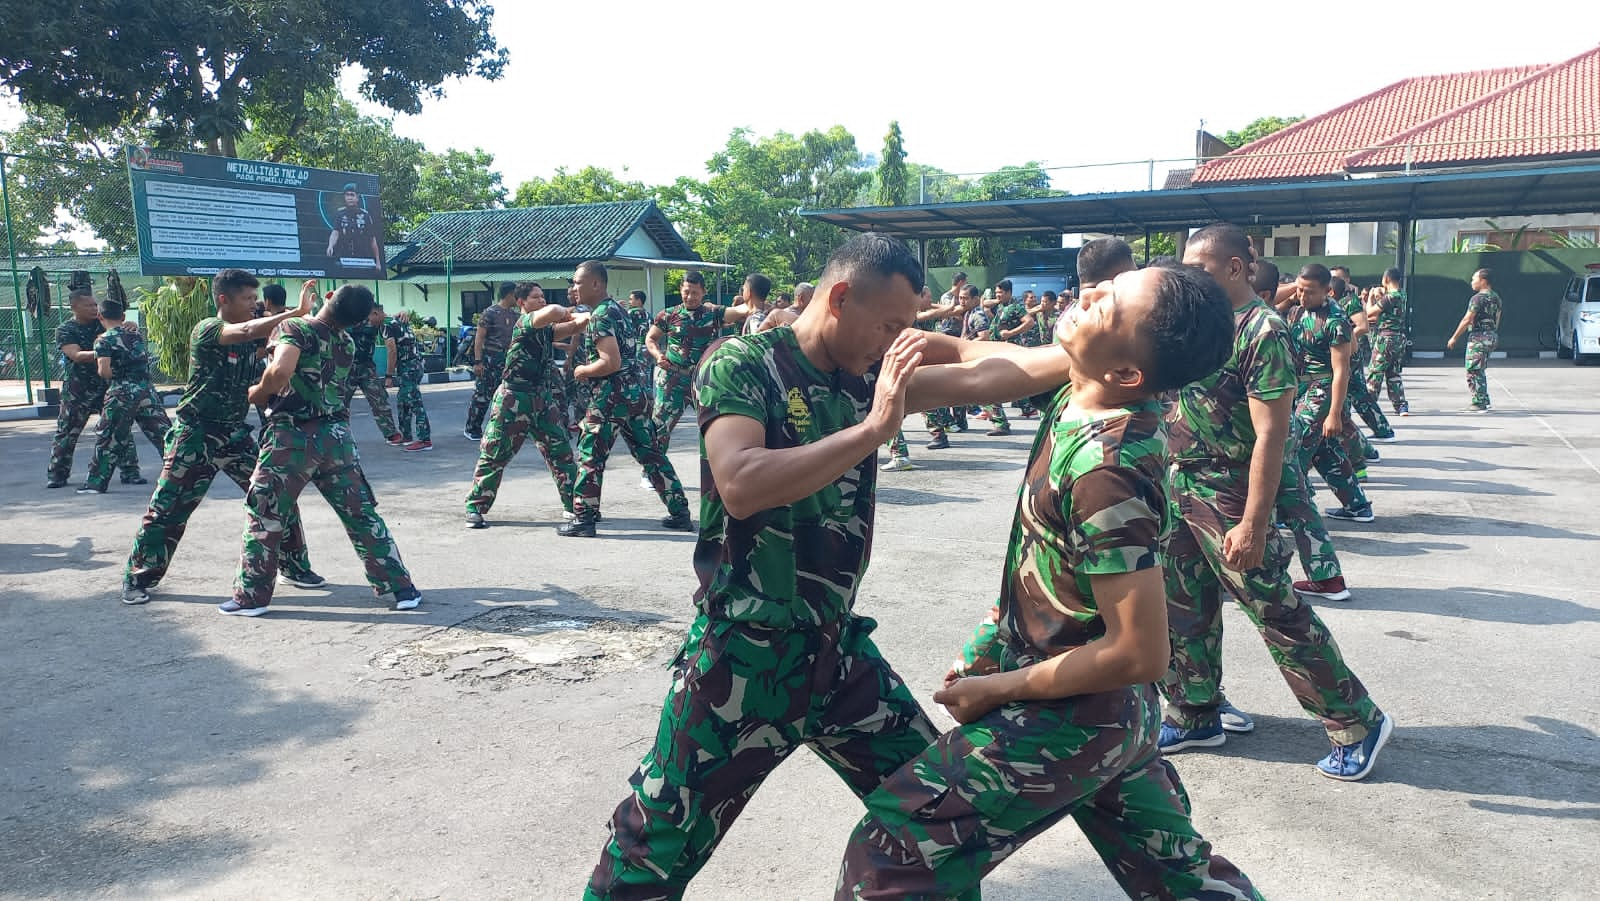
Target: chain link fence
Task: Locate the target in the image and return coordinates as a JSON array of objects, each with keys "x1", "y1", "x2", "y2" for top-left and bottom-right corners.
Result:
[{"x1": 0, "y1": 151, "x2": 161, "y2": 405}]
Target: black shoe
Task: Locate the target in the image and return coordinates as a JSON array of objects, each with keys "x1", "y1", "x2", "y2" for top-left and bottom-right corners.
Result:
[
  {"x1": 466, "y1": 511, "x2": 487, "y2": 529},
  {"x1": 76, "y1": 483, "x2": 106, "y2": 494},
  {"x1": 926, "y1": 434, "x2": 950, "y2": 450},
  {"x1": 121, "y1": 474, "x2": 149, "y2": 485},
  {"x1": 120, "y1": 582, "x2": 151, "y2": 605},
  {"x1": 278, "y1": 569, "x2": 327, "y2": 589},
  {"x1": 661, "y1": 511, "x2": 694, "y2": 532},
  {"x1": 986, "y1": 427, "x2": 1012, "y2": 437},
  {"x1": 45, "y1": 479, "x2": 67, "y2": 489},
  {"x1": 464, "y1": 429, "x2": 483, "y2": 441},
  {"x1": 557, "y1": 515, "x2": 597, "y2": 538}
]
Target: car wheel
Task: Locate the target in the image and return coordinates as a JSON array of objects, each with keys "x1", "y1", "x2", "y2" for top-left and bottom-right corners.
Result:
[{"x1": 1558, "y1": 331, "x2": 1574, "y2": 359}]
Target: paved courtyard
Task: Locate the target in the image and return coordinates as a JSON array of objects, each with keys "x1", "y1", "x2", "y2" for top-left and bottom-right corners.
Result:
[{"x1": 2, "y1": 359, "x2": 1596, "y2": 900}]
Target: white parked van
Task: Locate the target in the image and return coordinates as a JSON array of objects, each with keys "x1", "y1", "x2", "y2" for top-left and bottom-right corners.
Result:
[{"x1": 1556, "y1": 264, "x2": 1600, "y2": 364}]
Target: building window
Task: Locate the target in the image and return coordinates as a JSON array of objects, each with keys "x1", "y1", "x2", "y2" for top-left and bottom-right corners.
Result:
[
  {"x1": 1308, "y1": 236, "x2": 1327, "y2": 256},
  {"x1": 1568, "y1": 227, "x2": 1599, "y2": 246},
  {"x1": 1273, "y1": 237, "x2": 1301, "y2": 256},
  {"x1": 459, "y1": 290, "x2": 492, "y2": 324}
]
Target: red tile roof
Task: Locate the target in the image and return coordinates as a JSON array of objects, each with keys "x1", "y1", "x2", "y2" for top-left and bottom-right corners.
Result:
[{"x1": 1194, "y1": 46, "x2": 1600, "y2": 185}]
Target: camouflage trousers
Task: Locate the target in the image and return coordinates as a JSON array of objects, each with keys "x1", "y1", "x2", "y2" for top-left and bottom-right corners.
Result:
[
  {"x1": 924, "y1": 407, "x2": 955, "y2": 438},
  {"x1": 572, "y1": 385, "x2": 689, "y2": 519},
  {"x1": 1292, "y1": 379, "x2": 1371, "y2": 512},
  {"x1": 342, "y1": 368, "x2": 398, "y2": 438},
  {"x1": 1274, "y1": 458, "x2": 1341, "y2": 583},
  {"x1": 586, "y1": 613, "x2": 939, "y2": 900},
  {"x1": 465, "y1": 383, "x2": 577, "y2": 515},
  {"x1": 1338, "y1": 414, "x2": 1377, "y2": 476},
  {"x1": 464, "y1": 349, "x2": 506, "y2": 434},
  {"x1": 982, "y1": 404, "x2": 1009, "y2": 430},
  {"x1": 1160, "y1": 467, "x2": 1382, "y2": 746},
  {"x1": 86, "y1": 381, "x2": 171, "y2": 491},
  {"x1": 650, "y1": 364, "x2": 695, "y2": 454},
  {"x1": 125, "y1": 419, "x2": 310, "y2": 588},
  {"x1": 48, "y1": 393, "x2": 138, "y2": 484},
  {"x1": 394, "y1": 363, "x2": 430, "y2": 442},
  {"x1": 838, "y1": 681, "x2": 1258, "y2": 900},
  {"x1": 1364, "y1": 334, "x2": 1409, "y2": 414},
  {"x1": 1466, "y1": 334, "x2": 1496, "y2": 408},
  {"x1": 233, "y1": 417, "x2": 411, "y2": 608},
  {"x1": 886, "y1": 430, "x2": 908, "y2": 459},
  {"x1": 1347, "y1": 365, "x2": 1394, "y2": 439}
]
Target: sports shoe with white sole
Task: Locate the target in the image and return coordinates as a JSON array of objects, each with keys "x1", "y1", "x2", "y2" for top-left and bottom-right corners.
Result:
[
  {"x1": 1218, "y1": 701, "x2": 1255, "y2": 734},
  {"x1": 278, "y1": 569, "x2": 327, "y2": 589},
  {"x1": 392, "y1": 587, "x2": 422, "y2": 610},
  {"x1": 1158, "y1": 721, "x2": 1227, "y2": 753},
  {"x1": 218, "y1": 600, "x2": 269, "y2": 617},
  {"x1": 1317, "y1": 713, "x2": 1394, "y2": 781}
]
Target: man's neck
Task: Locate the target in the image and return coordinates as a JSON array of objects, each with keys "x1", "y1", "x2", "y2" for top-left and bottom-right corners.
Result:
[
  {"x1": 1066, "y1": 374, "x2": 1143, "y2": 415},
  {"x1": 791, "y1": 310, "x2": 840, "y2": 373},
  {"x1": 1227, "y1": 283, "x2": 1257, "y2": 311}
]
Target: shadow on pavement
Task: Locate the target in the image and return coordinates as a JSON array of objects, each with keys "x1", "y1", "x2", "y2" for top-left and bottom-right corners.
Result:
[
  {"x1": 877, "y1": 487, "x2": 983, "y2": 507},
  {"x1": 1355, "y1": 586, "x2": 1600, "y2": 625},
  {"x1": 0, "y1": 537, "x2": 116, "y2": 574},
  {"x1": 0, "y1": 593, "x2": 358, "y2": 896},
  {"x1": 1359, "y1": 475, "x2": 1552, "y2": 497},
  {"x1": 1369, "y1": 457, "x2": 1536, "y2": 473},
  {"x1": 1329, "y1": 536, "x2": 1468, "y2": 557},
  {"x1": 1362, "y1": 512, "x2": 1598, "y2": 542}
]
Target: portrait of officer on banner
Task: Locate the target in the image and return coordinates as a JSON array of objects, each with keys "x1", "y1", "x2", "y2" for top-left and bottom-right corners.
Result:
[{"x1": 324, "y1": 182, "x2": 383, "y2": 273}]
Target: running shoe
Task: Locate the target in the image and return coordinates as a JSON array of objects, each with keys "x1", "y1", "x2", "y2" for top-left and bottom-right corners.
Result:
[
  {"x1": 1158, "y1": 721, "x2": 1227, "y2": 753},
  {"x1": 1218, "y1": 701, "x2": 1255, "y2": 734},
  {"x1": 660, "y1": 511, "x2": 694, "y2": 532},
  {"x1": 466, "y1": 511, "x2": 487, "y2": 529},
  {"x1": 1293, "y1": 575, "x2": 1352, "y2": 601},
  {"x1": 278, "y1": 569, "x2": 327, "y2": 589},
  {"x1": 121, "y1": 582, "x2": 151, "y2": 606},
  {"x1": 385, "y1": 433, "x2": 408, "y2": 446},
  {"x1": 75, "y1": 484, "x2": 106, "y2": 494},
  {"x1": 1317, "y1": 714, "x2": 1394, "y2": 781},
  {"x1": 403, "y1": 440, "x2": 433, "y2": 452},
  {"x1": 1370, "y1": 434, "x2": 1398, "y2": 444},
  {"x1": 926, "y1": 434, "x2": 950, "y2": 450},
  {"x1": 880, "y1": 456, "x2": 914, "y2": 472},
  {"x1": 1324, "y1": 505, "x2": 1375, "y2": 523},
  {"x1": 392, "y1": 587, "x2": 422, "y2": 611},
  {"x1": 218, "y1": 600, "x2": 269, "y2": 617},
  {"x1": 121, "y1": 474, "x2": 149, "y2": 485},
  {"x1": 985, "y1": 427, "x2": 1012, "y2": 437}
]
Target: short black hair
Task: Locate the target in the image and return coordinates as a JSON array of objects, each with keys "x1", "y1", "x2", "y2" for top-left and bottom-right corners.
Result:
[
  {"x1": 498, "y1": 281, "x2": 517, "y2": 299},
  {"x1": 1298, "y1": 263, "x2": 1332, "y2": 287},
  {"x1": 328, "y1": 285, "x2": 374, "y2": 327},
  {"x1": 1330, "y1": 265, "x2": 1352, "y2": 277},
  {"x1": 1078, "y1": 237, "x2": 1136, "y2": 286},
  {"x1": 576, "y1": 260, "x2": 608, "y2": 285},
  {"x1": 214, "y1": 268, "x2": 259, "y2": 300},
  {"x1": 818, "y1": 232, "x2": 925, "y2": 294},
  {"x1": 69, "y1": 286, "x2": 95, "y2": 304},
  {"x1": 1146, "y1": 255, "x2": 1180, "y2": 269},
  {"x1": 262, "y1": 283, "x2": 288, "y2": 307},
  {"x1": 1042, "y1": 290, "x2": 1057, "y2": 301},
  {"x1": 1383, "y1": 267, "x2": 1403, "y2": 285},
  {"x1": 744, "y1": 273, "x2": 772, "y2": 300},
  {"x1": 995, "y1": 279, "x2": 1013, "y2": 293},
  {"x1": 1140, "y1": 265, "x2": 1235, "y2": 393},
  {"x1": 98, "y1": 298, "x2": 126, "y2": 320},
  {"x1": 1330, "y1": 277, "x2": 1347, "y2": 298},
  {"x1": 960, "y1": 284, "x2": 981, "y2": 299},
  {"x1": 681, "y1": 270, "x2": 706, "y2": 287},
  {"x1": 953, "y1": 271, "x2": 968, "y2": 283},
  {"x1": 1187, "y1": 223, "x2": 1253, "y2": 265},
  {"x1": 628, "y1": 290, "x2": 647, "y2": 302},
  {"x1": 1475, "y1": 267, "x2": 1494, "y2": 285},
  {"x1": 1251, "y1": 260, "x2": 1281, "y2": 296}
]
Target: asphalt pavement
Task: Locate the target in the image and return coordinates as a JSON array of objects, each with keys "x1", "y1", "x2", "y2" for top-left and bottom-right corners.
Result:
[{"x1": 1, "y1": 359, "x2": 1596, "y2": 900}]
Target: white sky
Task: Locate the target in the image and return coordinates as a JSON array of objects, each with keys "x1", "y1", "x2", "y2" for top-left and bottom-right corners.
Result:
[{"x1": 2, "y1": 2, "x2": 1592, "y2": 199}]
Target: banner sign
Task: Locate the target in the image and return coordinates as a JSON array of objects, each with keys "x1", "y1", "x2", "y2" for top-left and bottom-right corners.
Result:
[{"x1": 127, "y1": 147, "x2": 387, "y2": 280}]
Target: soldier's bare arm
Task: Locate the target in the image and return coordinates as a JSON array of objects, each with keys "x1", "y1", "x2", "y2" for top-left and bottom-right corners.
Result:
[
  {"x1": 97, "y1": 355, "x2": 113, "y2": 380},
  {"x1": 247, "y1": 344, "x2": 302, "y2": 405},
  {"x1": 1325, "y1": 343, "x2": 1351, "y2": 439},
  {"x1": 1223, "y1": 393, "x2": 1292, "y2": 571},
  {"x1": 575, "y1": 335, "x2": 621, "y2": 380},
  {"x1": 905, "y1": 344, "x2": 1073, "y2": 412},
  {"x1": 646, "y1": 323, "x2": 670, "y2": 369},
  {"x1": 220, "y1": 281, "x2": 314, "y2": 345},
  {"x1": 59, "y1": 342, "x2": 95, "y2": 363}
]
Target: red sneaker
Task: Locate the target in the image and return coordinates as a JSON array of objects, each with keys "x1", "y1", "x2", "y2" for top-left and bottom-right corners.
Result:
[
  {"x1": 1293, "y1": 576, "x2": 1351, "y2": 601},
  {"x1": 403, "y1": 440, "x2": 433, "y2": 452},
  {"x1": 385, "y1": 433, "x2": 407, "y2": 446}
]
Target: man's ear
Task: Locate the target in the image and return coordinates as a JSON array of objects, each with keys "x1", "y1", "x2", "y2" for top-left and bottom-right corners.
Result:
[
  {"x1": 1107, "y1": 364, "x2": 1145, "y2": 392},
  {"x1": 825, "y1": 280, "x2": 849, "y2": 318}
]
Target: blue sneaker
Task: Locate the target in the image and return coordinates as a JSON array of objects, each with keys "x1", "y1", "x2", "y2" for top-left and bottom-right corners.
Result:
[
  {"x1": 1317, "y1": 714, "x2": 1394, "y2": 781},
  {"x1": 1158, "y1": 721, "x2": 1227, "y2": 753},
  {"x1": 1218, "y1": 701, "x2": 1255, "y2": 734}
]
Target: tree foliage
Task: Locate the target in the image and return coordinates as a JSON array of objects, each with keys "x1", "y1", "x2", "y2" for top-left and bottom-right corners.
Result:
[
  {"x1": 0, "y1": 104, "x2": 151, "y2": 252},
  {"x1": 955, "y1": 163, "x2": 1063, "y2": 271},
  {"x1": 0, "y1": 0, "x2": 506, "y2": 157},
  {"x1": 1220, "y1": 116, "x2": 1305, "y2": 149},
  {"x1": 513, "y1": 166, "x2": 656, "y2": 207},
  {"x1": 875, "y1": 121, "x2": 909, "y2": 206},
  {"x1": 411, "y1": 148, "x2": 506, "y2": 228}
]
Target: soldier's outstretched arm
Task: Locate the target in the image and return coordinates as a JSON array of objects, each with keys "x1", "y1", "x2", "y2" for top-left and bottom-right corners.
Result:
[
  {"x1": 248, "y1": 344, "x2": 302, "y2": 406},
  {"x1": 905, "y1": 344, "x2": 1072, "y2": 413}
]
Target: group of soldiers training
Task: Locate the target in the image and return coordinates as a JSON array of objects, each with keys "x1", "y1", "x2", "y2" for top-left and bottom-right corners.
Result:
[{"x1": 36, "y1": 222, "x2": 1511, "y2": 893}]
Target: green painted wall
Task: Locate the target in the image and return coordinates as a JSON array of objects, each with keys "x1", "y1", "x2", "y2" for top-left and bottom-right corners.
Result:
[
  {"x1": 1266, "y1": 249, "x2": 1600, "y2": 353},
  {"x1": 927, "y1": 266, "x2": 1003, "y2": 298}
]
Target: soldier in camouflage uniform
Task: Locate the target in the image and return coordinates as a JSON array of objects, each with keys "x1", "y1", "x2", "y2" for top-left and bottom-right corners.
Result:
[
  {"x1": 586, "y1": 233, "x2": 1085, "y2": 899},
  {"x1": 224, "y1": 284, "x2": 419, "y2": 615},
  {"x1": 1164, "y1": 225, "x2": 1392, "y2": 781},
  {"x1": 559, "y1": 261, "x2": 694, "y2": 537},
  {"x1": 838, "y1": 265, "x2": 1257, "y2": 900},
  {"x1": 342, "y1": 303, "x2": 402, "y2": 444},
  {"x1": 978, "y1": 279, "x2": 1033, "y2": 434},
  {"x1": 1283, "y1": 266, "x2": 1375, "y2": 523},
  {"x1": 624, "y1": 289, "x2": 653, "y2": 404},
  {"x1": 882, "y1": 287, "x2": 948, "y2": 472},
  {"x1": 464, "y1": 282, "x2": 520, "y2": 439},
  {"x1": 121, "y1": 272, "x2": 317, "y2": 605},
  {"x1": 464, "y1": 285, "x2": 589, "y2": 528},
  {"x1": 384, "y1": 311, "x2": 431, "y2": 449},
  {"x1": 644, "y1": 270, "x2": 754, "y2": 455},
  {"x1": 1364, "y1": 267, "x2": 1410, "y2": 415},
  {"x1": 79, "y1": 298, "x2": 172, "y2": 493},
  {"x1": 960, "y1": 290, "x2": 1009, "y2": 436},
  {"x1": 46, "y1": 287, "x2": 140, "y2": 488},
  {"x1": 923, "y1": 285, "x2": 975, "y2": 449},
  {"x1": 1447, "y1": 268, "x2": 1503, "y2": 412},
  {"x1": 1330, "y1": 269, "x2": 1395, "y2": 448}
]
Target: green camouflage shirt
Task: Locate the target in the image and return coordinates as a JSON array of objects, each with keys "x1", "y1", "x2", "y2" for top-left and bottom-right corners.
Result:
[
  {"x1": 55, "y1": 318, "x2": 107, "y2": 397},
  {"x1": 477, "y1": 304, "x2": 519, "y2": 354},
  {"x1": 580, "y1": 297, "x2": 644, "y2": 402},
  {"x1": 501, "y1": 312, "x2": 557, "y2": 391},
  {"x1": 1284, "y1": 302, "x2": 1352, "y2": 382},
  {"x1": 93, "y1": 326, "x2": 153, "y2": 384},
  {"x1": 383, "y1": 317, "x2": 424, "y2": 369},
  {"x1": 346, "y1": 321, "x2": 381, "y2": 374},
  {"x1": 990, "y1": 301, "x2": 1028, "y2": 343},
  {"x1": 653, "y1": 303, "x2": 727, "y2": 368},
  {"x1": 1024, "y1": 308, "x2": 1058, "y2": 347},
  {"x1": 1167, "y1": 299, "x2": 1296, "y2": 467},
  {"x1": 175, "y1": 317, "x2": 258, "y2": 426},
  {"x1": 267, "y1": 318, "x2": 352, "y2": 421},
  {"x1": 1467, "y1": 289, "x2": 1502, "y2": 338},
  {"x1": 1371, "y1": 290, "x2": 1407, "y2": 335},
  {"x1": 692, "y1": 328, "x2": 879, "y2": 628},
  {"x1": 999, "y1": 388, "x2": 1169, "y2": 667}
]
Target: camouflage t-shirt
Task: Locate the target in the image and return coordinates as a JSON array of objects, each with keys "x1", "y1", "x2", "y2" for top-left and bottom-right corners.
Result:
[
  {"x1": 477, "y1": 304, "x2": 519, "y2": 354},
  {"x1": 996, "y1": 388, "x2": 1169, "y2": 724},
  {"x1": 267, "y1": 318, "x2": 353, "y2": 422},
  {"x1": 383, "y1": 317, "x2": 424, "y2": 369},
  {"x1": 175, "y1": 317, "x2": 258, "y2": 427},
  {"x1": 990, "y1": 301, "x2": 1028, "y2": 344},
  {"x1": 55, "y1": 318, "x2": 107, "y2": 396},
  {"x1": 962, "y1": 307, "x2": 992, "y2": 341},
  {"x1": 93, "y1": 326, "x2": 154, "y2": 383},
  {"x1": 346, "y1": 321, "x2": 381, "y2": 374},
  {"x1": 1467, "y1": 289, "x2": 1502, "y2": 338},
  {"x1": 653, "y1": 303, "x2": 727, "y2": 368},
  {"x1": 1025, "y1": 309, "x2": 1059, "y2": 347},
  {"x1": 1371, "y1": 290, "x2": 1407, "y2": 335},
  {"x1": 1284, "y1": 303, "x2": 1351, "y2": 382},
  {"x1": 580, "y1": 297, "x2": 643, "y2": 402},
  {"x1": 692, "y1": 327, "x2": 879, "y2": 628},
  {"x1": 1167, "y1": 299, "x2": 1296, "y2": 466},
  {"x1": 501, "y1": 312, "x2": 557, "y2": 392},
  {"x1": 934, "y1": 303, "x2": 963, "y2": 337}
]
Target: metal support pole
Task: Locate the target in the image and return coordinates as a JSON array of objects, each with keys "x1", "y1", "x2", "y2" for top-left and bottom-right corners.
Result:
[
  {"x1": 0, "y1": 153, "x2": 33, "y2": 403},
  {"x1": 444, "y1": 249, "x2": 454, "y2": 360},
  {"x1": 1142, "y1": 228, "x2": 1152, "y2": 265}
]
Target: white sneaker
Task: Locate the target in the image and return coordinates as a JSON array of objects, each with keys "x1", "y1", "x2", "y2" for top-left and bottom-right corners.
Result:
[
  {"x1": 639, "y1": 476, "x2": 653, "y2": 490},
  {"x1": 880, "y1": 456, "x2": 914, "y2": 472}
]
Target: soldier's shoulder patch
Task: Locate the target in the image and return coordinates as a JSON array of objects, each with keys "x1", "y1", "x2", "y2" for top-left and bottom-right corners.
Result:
[{"x1": 785, "y1": 386, "x2": 812, "y2": 432}]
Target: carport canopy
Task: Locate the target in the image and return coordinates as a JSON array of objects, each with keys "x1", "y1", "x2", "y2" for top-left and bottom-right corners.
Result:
[{"x1": 801, "y1": 161, "x2": 1600, "y2": 238}]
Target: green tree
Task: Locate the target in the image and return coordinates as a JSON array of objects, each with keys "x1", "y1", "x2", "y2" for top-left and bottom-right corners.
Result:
[
  {"x1": 0, "y1": 103, "x2": 152, "y2": 252},
  {"x1": 875, "y1": 121, "x2": 909, "y2": 206},
  {"x1": 410, "y1": 148, "x2": 506, "y2": 229},
  {"x1": 513, "y1": 166, "x2": 656, "y2": 207},
  {"x1": 1220, "y1": 115, "x2": 1305, "y2": 149},
  {"x1": 0, "y1": 0, "x2": 506, "y2": 157},
  {"x1": 956, "y1": 163, "x2": 1063, "y2": 271}
]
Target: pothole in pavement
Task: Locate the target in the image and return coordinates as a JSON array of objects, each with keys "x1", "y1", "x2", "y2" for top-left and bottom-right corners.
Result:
[{"x1": 370, "y1": 607, "x2": 684, "y2": 687}]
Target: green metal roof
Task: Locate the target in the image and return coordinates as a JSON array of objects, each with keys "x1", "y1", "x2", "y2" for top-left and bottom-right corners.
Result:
[
  {"x1": 392, "y1": 201, "x2": 699, "y2": 271},
  {"x1": 391, "y1": 269, "x2": 572, "y2": 286}
]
